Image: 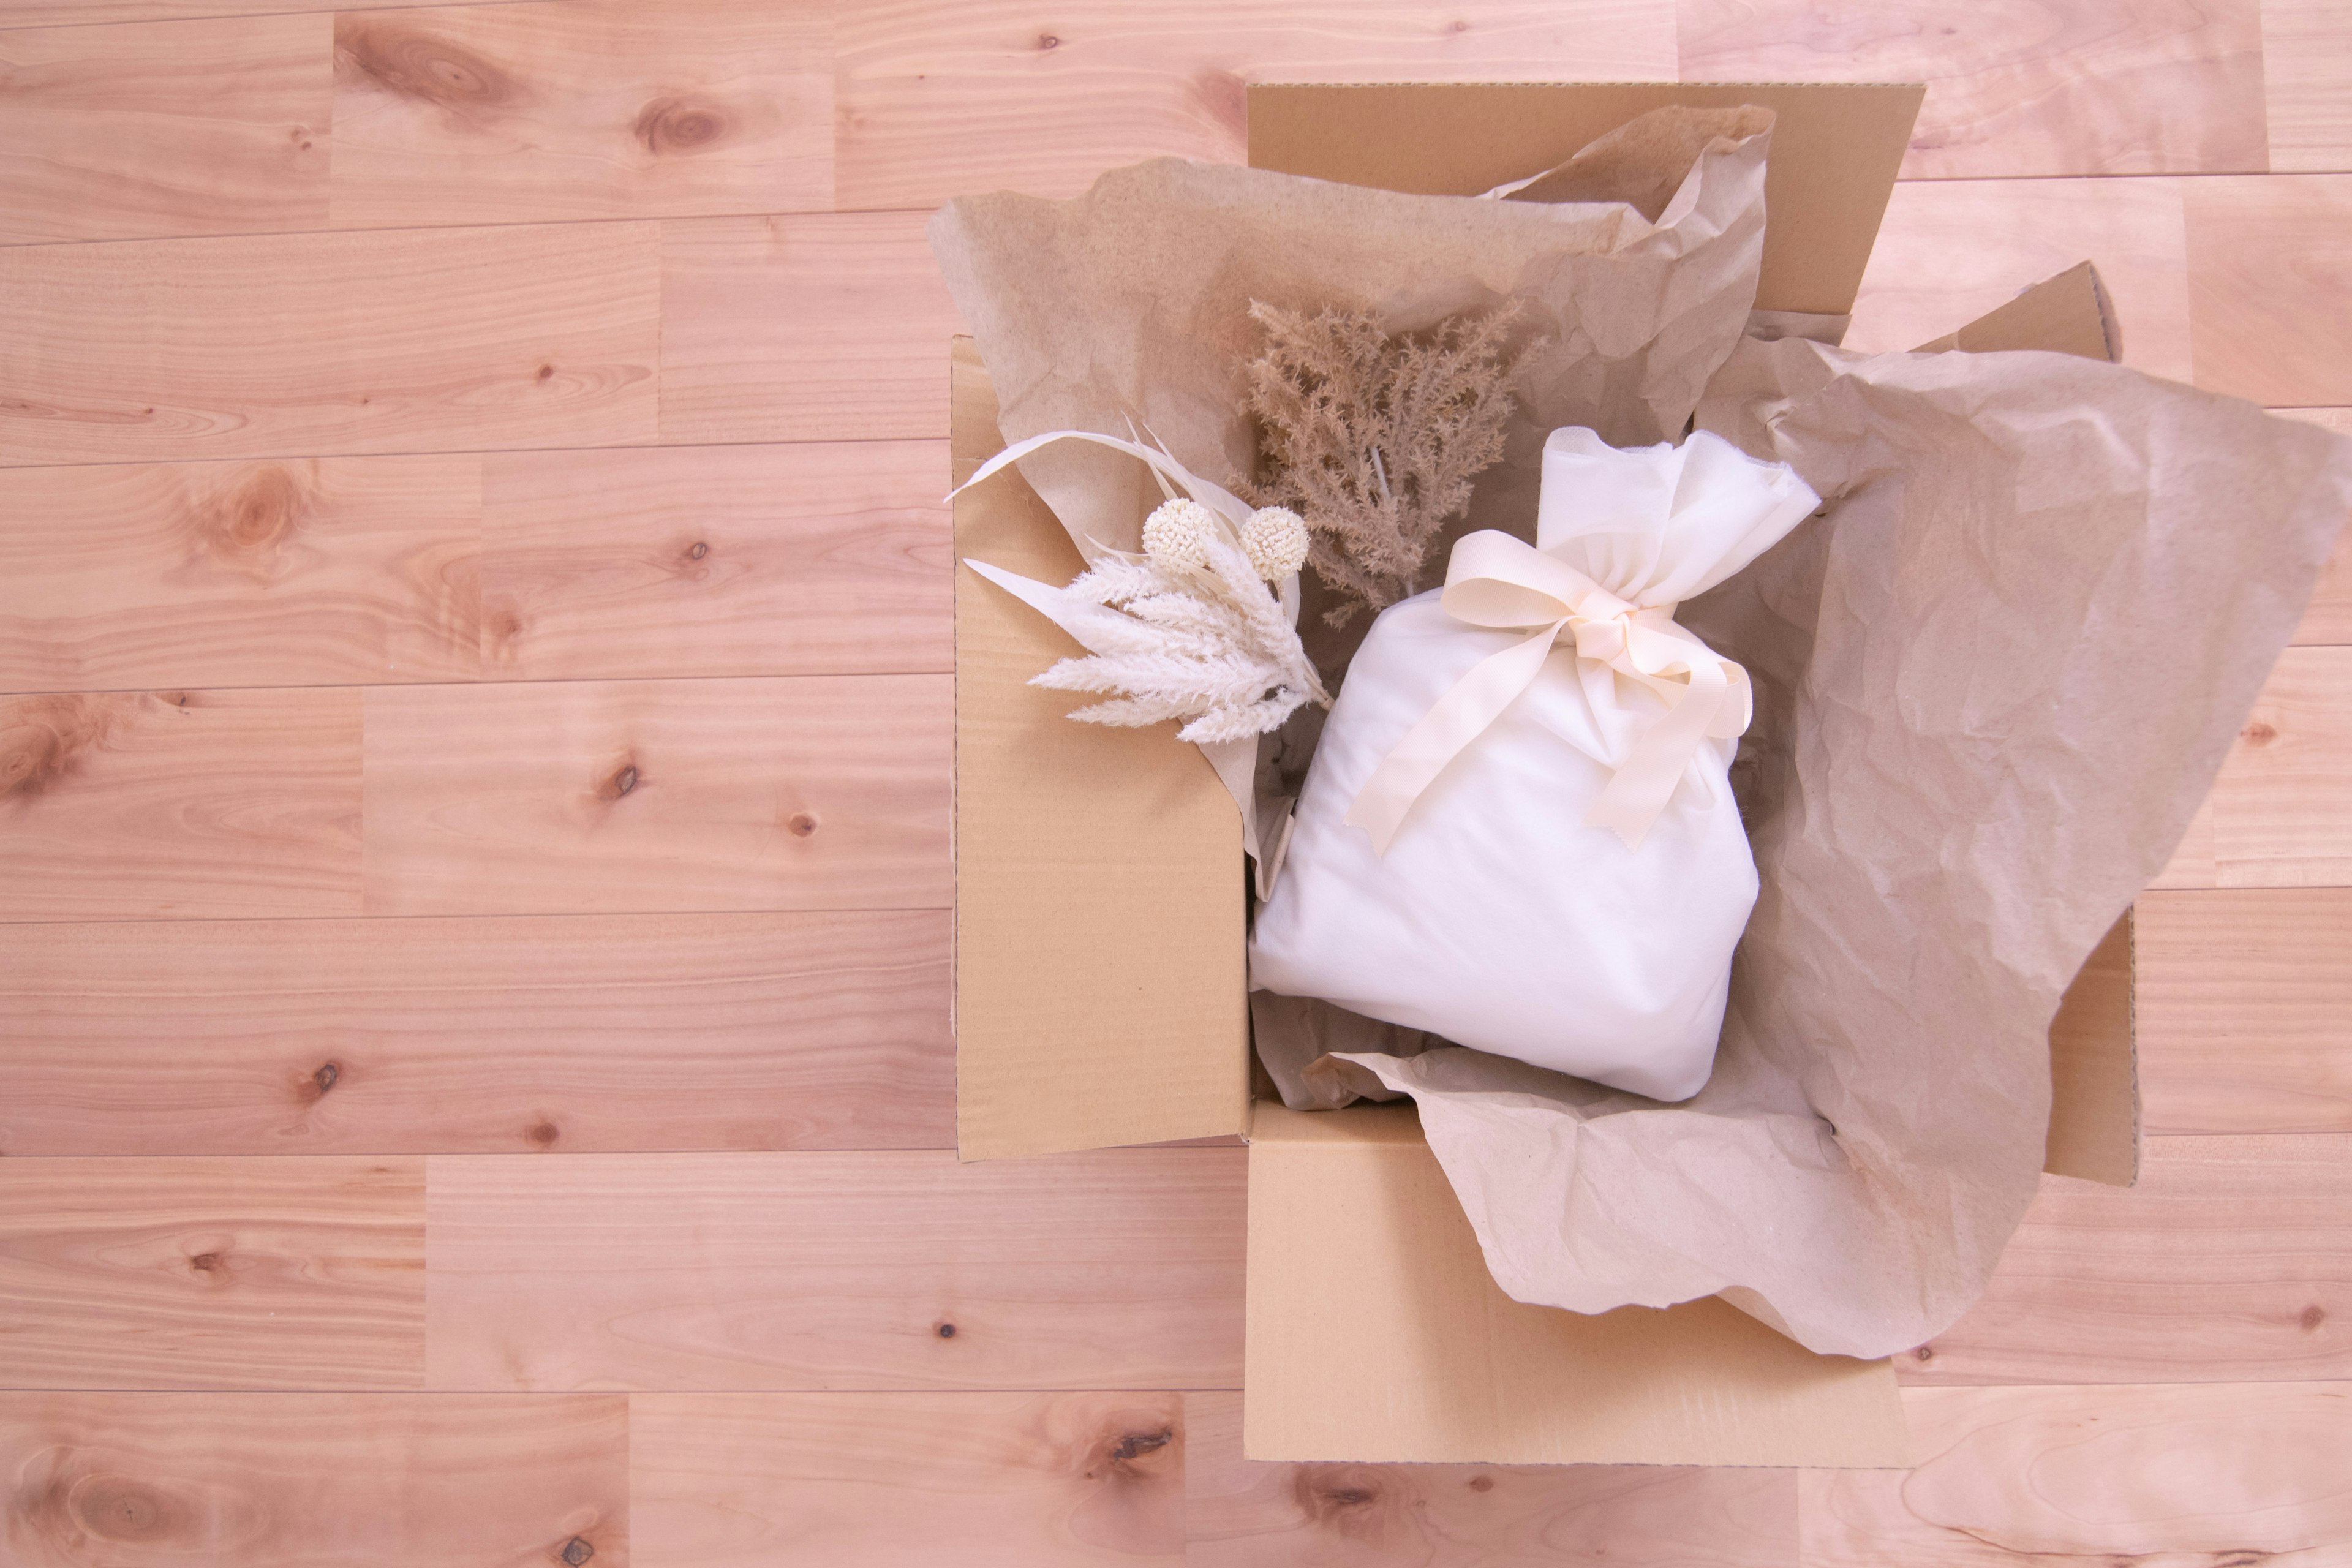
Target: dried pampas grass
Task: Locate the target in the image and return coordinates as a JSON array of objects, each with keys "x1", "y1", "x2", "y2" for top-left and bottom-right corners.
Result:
[{"x1": 1239, "y1": 301, "x2": 1521, "y2": 625}]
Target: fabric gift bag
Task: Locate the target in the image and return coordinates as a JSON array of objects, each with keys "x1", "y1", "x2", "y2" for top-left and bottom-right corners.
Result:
[{"x1": 1250, "y1": 426, "x2": 1819, "y2": 1100}]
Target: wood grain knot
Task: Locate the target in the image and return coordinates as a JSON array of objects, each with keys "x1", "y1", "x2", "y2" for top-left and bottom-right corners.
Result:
[
  {"x1": 188, "y1": 1251, "x2": 225, "y2": 1275},
  {"x1": 312, "y1": 1061, "x2": 341, "y2": 1096},
  {"x1": 1037, "y1": 32, "x2": 1060, "y2": 49},
  {"x1": 71, "y1": 1477, "x2": 181, "y2": 1544},
  {"x1": 1466, "y1": 1474, "x2": 1494, "y2": 1492},
  {"x1": 536, "y1": 363, "x2": 556, "y2": 382},
  {"x1": 336, "y1": 17, "x2": 522, "y2": 119},
  {"x1": 1294, "y1": 1463, "x2": 1385, "y2": 1525},
  {"x1": 1911, "y1": 1343, "x2": 1935, "y2": 1362},
  {"x1": 190, "y1": 464, "x2": 307, "y2": 575},
  {"x1": 635, "y1": 97, "x2": 731, "y2": 154},
  {"x1": 2302, "y1": 1303, "x2": 2327, "y2": 1331},
  {"x1": 1, "y1": 695, "x2": 110, "y2": 802},
  {"x1": 787, "y1": 812, "x2": 818, "y2": 838},
  {"x1": 599, "y1": 761, "x2": 641, "y2": 802},
  {"x1": 1106, "y1": 1428, "x2": 1171, "y2": 1464},
  {"x1": 934, "y1": 1321, "x2": 956, "y2": 1338},
  {"x1": 2241, "y1": 721, "x2": 2279, "y2": 746},
  {"x1": 688, "y1": 541, "x2": 710, "y2": 561},
  {"x1": 527, "y1": 1121, "x2": 561, "y2": 1147},
  {"x1": 560, "y1": 1537, "x2": 595, "y2": 1566}
]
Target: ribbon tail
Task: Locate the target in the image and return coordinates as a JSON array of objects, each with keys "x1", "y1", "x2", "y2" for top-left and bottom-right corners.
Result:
[
  {"x1": 1583, "y1": 659, "x2": 1733, "y2": 850},
  {"x1": 1345, "y1": 622, "x2": 1564, "y2": 856}
]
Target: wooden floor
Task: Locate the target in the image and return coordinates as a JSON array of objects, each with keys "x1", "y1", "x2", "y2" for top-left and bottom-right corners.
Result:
[{"x1": 2, "y1": 1, "x2": 2350, "y2": 1562}]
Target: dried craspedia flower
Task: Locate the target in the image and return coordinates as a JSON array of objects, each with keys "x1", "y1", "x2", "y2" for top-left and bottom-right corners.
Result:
[
  {"x1": 1242, "y1": 506, "x2": 1308, "y2": 581},
  {"x1": 1142, "y1": 497, "x2": 1214, "y2": 570}
]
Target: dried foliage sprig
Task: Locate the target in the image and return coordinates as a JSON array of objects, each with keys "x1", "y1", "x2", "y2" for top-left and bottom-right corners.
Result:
[
  {"x1": 1035, "y1": 499, "x2": 1328, "y2": 745},
  {"x1": 1239, "y1": 301, "x2": 1522, "y2": 625}
]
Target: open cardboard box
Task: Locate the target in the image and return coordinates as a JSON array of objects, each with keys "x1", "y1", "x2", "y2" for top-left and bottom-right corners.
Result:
[{"x1": 952, "y1": 81, "x2": 2141, "y2": 1468}]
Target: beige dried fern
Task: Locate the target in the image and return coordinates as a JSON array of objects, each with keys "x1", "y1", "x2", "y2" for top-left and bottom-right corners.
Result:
[{"x1": 1238, "y1": 301, "x2": 1521, "y2": 625}]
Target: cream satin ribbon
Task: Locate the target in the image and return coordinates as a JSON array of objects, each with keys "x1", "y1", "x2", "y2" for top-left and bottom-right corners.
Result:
[{"x1": 1345, "y1": 530, "x2": 1752, "y2": 854}]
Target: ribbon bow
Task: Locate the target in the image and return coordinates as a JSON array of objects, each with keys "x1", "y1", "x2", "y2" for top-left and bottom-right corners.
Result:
[{"x1": 1345, "y1": 530, "x2": 1752, "y2": 854}]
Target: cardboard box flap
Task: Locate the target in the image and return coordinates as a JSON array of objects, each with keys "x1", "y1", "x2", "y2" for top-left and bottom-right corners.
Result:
[
  {"x1": 1246, "y1": 81, "x2": 1924, "y2": 318},
  {"x1": 1915, "y1": 259, "x2": 2120, "y2": 362},
  {"x1": 1243, "y1": 1102, "x2": 1912, "y2": 1466},
  {"x1": 953, "y1": 339, "x2": 1251, "y2": 1160}
]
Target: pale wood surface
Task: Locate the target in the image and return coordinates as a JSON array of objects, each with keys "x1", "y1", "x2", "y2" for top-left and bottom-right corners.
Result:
[
  {"x1": 328, "y1": 0, "x2": 831, "y2": 228},
  {"x1": 2139, "y1": 889, "x2": 2352, "y2": 1134},
  {"x1": 0, "y1": 221, "x2": 660, "y2": 467},
  {"x1": 0, "y1": 454, "x2": 482, "y2": 693},
  {"x1": 0, "y1": 12, "x2": 330, "y2": 246},
  {"x1": 481, "y1": 440, "x2": 951, "y2": 680},
  {"x1": 2264, "y1": 0, "x2": 2352, "y2": 173},
  {"x1": 1804, "y1": 1382, "x2": 2352, "y2": 1565},
  {"x1": 633, "y1": 1391, "x2": 1185, "y2": 1566},
  {"x1": 360, "y1": 674, "x2": 949, "y2": 915},
  {"x1": 2, "y1": 2, "x2": 2350, "y2": 1560},
  {"x1": 1901, "y1": 1135, "x2": 2351, "y2": 1385},
  {"x1": 2187, "y1": 173, "x2": 2352, "y2": 407},
  {"x1": 658, "y1": 211, "x2": 963, "y2": 444},
  {"x1": 423, "y1": 1148, "x2": 1246, "y2": 1392},
  {"x1": 1680, "y1": 0, "x2": 2268, "y2": 180},
  {"x1": 0, "y1": 910, "x2": 952, "y2": 1155},
  {"x1": 1847, "y1": 175, "x2": 2192, "y2": 381},
  {"x1": 0, "y1": 687, "x2": 362, "y2": 922},
  {"x1": 0, "y1": 1392, "x2": 627, "y2": 1567},
  {"x1": 0, "y1": 1158, "x2": 424, "y2": 1390},
  {"x1": 1185, "y1": 1390, "x2": 1798, "y2": 1567}
]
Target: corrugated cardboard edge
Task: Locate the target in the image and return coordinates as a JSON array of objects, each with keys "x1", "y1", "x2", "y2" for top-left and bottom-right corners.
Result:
[
  {"x1": 1245, "y1": 81, "x2": 1925, "y2": 317},
  {"x1": 1915, "y1": 258, "x2": 2122, "y2": 363},
  {"x1": 1243, "y1": 1102, "x2": 1912, "y2": 1467},
  {"x1": 952, "y1": 338, "x2": 1251, "y2": 1160}
]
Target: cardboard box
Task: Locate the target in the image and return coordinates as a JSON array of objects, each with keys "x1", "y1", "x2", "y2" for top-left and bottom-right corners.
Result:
[{"x1": 951, "y1": 82, "x2": 2140, "y2": 1468}]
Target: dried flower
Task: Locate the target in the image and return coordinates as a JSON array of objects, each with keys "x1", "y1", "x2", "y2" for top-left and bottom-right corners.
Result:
[
  {"x1": 1142, "y1": 496, "x2": 1215, "y2": 570},
  {"x1": 1036, "y1": 527, "x2": 1329, "y2": 744},
  {"x1": 1239, "y1": 301, "x2": 1521, "y2": 625},
  {"x1": 1242, "y1": 506, "x2": 1310, "y2": 580}
]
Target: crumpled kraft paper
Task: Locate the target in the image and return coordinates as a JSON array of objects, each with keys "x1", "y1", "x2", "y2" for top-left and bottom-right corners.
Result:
[
  {"x1": 928, "y1": 107, "x2": 1773, "y2": 584},
  {"x1": 1332, "y1": 337, "x2": 2352, "y2": 1357}
]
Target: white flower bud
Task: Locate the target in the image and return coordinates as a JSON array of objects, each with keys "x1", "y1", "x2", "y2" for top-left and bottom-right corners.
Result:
[
  {"x1": 1242, "y1": 505, "x2": 1310, "y2": 581},
  {"x1": 1142, "y1": 497, "x2": 1215, "y2": 570}
]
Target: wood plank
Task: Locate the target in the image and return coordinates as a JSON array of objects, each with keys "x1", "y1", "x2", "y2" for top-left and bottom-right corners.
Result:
[
  {"x1": 2277, "y1": 407, "x2": 2352, "y2": 647},
  {"x1": 2148, "y1": 788, "x2": 2218, "y2": 889},
  {"x1": 633, "y1": 1391, "x2": 1184, "y2": 1566},
  {"x1": 2212, "y1": 644, "x2": 2352, "y2": 886},
  {"x1": 0, "y1": 455, "x2": 481, "y2": 695},
  {"x1": 1678, "y1": 0, "x2": 2266, "y2": 179},
  {"x1": 1183, "y1": 1390, "x2": 1796, "y2": 1567},
  {"x1": 1802, "y1": 1382, "x2": 2352, "y2": 1565},
  {"x1": 0, "y1": 221, "x2": 659, "y2": 466},
  {"x1": 481, "y1": 440, "x2": 951, "y2": 681},
  {"x1": 1845, "y1": 175, "x2": 2192, "y2": 382},
  {"x1": 328, "y1": 0, "x2": 829, "y2": 229},
  {"x1": 1899, "y1": 1135, "x2": 2352, "y2": 1384},
  {"x1": 423, "y1": 1147, "x2": 1245, "y2": 1390},
  {"x1": 0, "y1": 687, "x2": 361, "y2": 922},
  {"x1": 2188, "y1": 173, "x2": 2352, "y2": 406},
  {"x1": 0, "y1": 1392, "x2": 624, "y2": 1567},
  {"x1": 360, "y1": 674, "x2": 948, "y2": 916},
  {"x1": 0, "y1": 1158, "x2": 423, "y2": 1390},
  {"x1": 832, "y1": 1, "x2": 1678, "y2": 210},
  {"x1": 0, "y1": 12, "x2": 329, "y2": 246},
  {"x1": 0, "y1": 910, "x2": 951, "y2": 1156},
  {"x1": 2139, "y1": 889, "x2": 2352, "y2": 1134},
  {"x1": 658, "y1": 211, "x2": 963, "y2": 444},
  {"x1": 0, "y1": 0, "x2": 559, "y2": 24},
  {"x1": 2265, "y1": 0, "x2": 2352, "y2": 173}
]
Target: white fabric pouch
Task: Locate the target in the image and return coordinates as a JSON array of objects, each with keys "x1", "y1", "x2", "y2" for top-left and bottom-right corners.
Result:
[{"x1": 1249, "y1": 426, "x2": 1819, "y2": 1101}]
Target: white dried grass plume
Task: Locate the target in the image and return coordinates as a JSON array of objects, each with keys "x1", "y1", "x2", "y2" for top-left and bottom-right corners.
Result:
[{"x1": 1037, "y1": 522, "x2": 1329, "y2": 744}]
